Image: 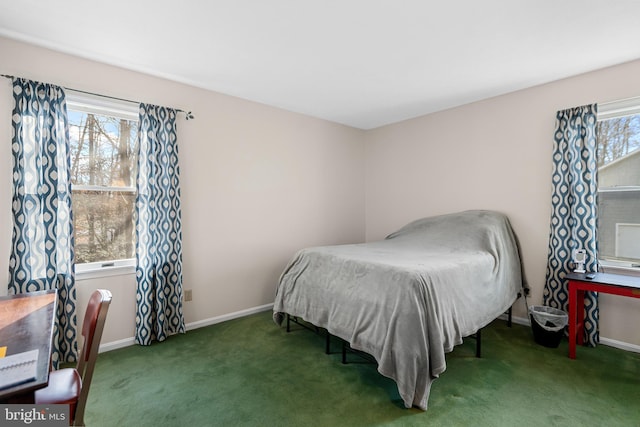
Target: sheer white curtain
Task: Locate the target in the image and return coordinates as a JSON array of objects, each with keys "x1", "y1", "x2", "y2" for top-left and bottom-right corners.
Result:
[{"x1": 9, "y1": 78, "x2": 77, "y2": 366}]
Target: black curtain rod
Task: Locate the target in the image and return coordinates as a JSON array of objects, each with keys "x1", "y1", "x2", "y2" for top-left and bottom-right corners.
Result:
[{"x1": 1, "y1": 74, "x2": 194, "y2": 120}]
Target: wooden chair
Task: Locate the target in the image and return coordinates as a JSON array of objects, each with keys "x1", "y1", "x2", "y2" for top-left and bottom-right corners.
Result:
[{"x1": 36, "y1": 289, "x2": 112, "y2": 426}]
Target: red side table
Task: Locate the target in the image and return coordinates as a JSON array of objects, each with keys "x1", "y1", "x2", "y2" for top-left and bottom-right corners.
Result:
[{"x1": 566, "y1": 272, "x2": 640, "y2": 359}]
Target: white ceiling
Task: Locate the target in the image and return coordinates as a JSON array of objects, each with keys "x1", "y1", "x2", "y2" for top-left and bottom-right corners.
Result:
[{"x1": 1, "y1": 1, "x2": 640, "y2": 129}]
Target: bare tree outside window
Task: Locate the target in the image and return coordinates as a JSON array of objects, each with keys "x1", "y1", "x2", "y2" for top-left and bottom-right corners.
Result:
[
  {"x1": 69, "y1": 110, "x2": 138, "y2": 264},
  {"x1": 597, "y1": 115, "x2": 640, "y2": 169}
]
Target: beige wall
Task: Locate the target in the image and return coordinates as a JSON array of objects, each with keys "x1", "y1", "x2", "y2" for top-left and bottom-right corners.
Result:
[
  {"x1": 365, "y1": 59, "x2": 640, "y2": 347},
  {"x1": 0, "y1": 36, "x2": 366, "y2": 345},
  {"x1": 2, "y1": 35, "x2": 639, "y2": 350}
]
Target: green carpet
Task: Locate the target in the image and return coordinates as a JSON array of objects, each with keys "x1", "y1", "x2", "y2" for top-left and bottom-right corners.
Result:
[{"x1": 85, "y1": 311, "x2": 640, "y2": 427}]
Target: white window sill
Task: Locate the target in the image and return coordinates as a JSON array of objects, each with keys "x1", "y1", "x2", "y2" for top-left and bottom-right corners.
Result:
[
  {"x1": 598, "y1": 260, "x2": 640, "y2": 278},
  {"x1": 75, "y1": 260, "x2": 136, "y2": 281}
]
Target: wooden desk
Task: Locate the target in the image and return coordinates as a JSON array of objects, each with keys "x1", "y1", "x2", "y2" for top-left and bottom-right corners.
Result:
[
  {"x1": 0, "y1": 290, "x2": 57, "y2": 401},
  {"x1": 566, "y1": 272, "x2": 640, "y2": 359}
]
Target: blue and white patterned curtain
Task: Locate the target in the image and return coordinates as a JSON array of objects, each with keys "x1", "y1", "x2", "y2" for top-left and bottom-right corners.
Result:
[
  {"x1": 8, "y1": 78, "x2": 77, "y2": 366},
  {"x1": 544, "y1": 103, "x2": 599, "y2": 347},
  {"x1": 134, "y1": 103, "x2": 185, "y2": 345}
]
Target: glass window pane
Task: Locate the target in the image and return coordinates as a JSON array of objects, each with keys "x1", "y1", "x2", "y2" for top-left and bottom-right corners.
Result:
[
  {"x1": 68, "y1": 106, "x2": 137, "y2": 266},
  {"x1": 68, "y1": 111, "x2": 138, "y2": 187},
  {"x1": 72, "y1": 190, "x2": 135, "y2": 264},
  {"x1": 597, "y1": 114, "x2": 640, "y2": 263}
]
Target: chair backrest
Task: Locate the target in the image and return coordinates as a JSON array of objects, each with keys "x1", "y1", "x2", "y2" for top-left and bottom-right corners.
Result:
[{"x1": 74, "y1": 289, "x2": 112, "y2": 426}]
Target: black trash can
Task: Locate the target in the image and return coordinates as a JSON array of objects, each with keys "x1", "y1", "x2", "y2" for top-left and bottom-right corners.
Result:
[{"x1": 529, "y1": 305, "x2": 568, "y2": 348}]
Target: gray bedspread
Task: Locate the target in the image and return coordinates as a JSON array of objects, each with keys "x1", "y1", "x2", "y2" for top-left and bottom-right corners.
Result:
[{"x1": 273, "y1": 210, "x2": 524, "y2": 410}]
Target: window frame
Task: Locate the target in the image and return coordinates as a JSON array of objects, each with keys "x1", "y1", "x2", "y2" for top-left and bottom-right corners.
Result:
[
  {"x1": 66, "y1": 91, "x2": 139, "y2": 280},
  {"x1": 597, "y1": 96, "x2": 640, "y2": 277}
]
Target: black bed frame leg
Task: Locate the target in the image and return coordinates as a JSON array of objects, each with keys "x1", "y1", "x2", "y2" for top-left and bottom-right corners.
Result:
[
  {"x1": 286, "y1": 313, "x2": 290, "y2": 332},
  {"x1": 342, "y1": 340, "x2": 347, "y2": 364},
  {"x1": 475, "y1": 328, "x2": 482, "y2": 358},
  {"x1": 507, "y1": 306, "x2": 512, "y2": 327},
  {"x1": 326, "y1": 333, "x2": 331, "y2": 354}
]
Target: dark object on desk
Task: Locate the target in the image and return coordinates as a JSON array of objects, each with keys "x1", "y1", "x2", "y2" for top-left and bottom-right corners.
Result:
[
  {"x1": 0, "y1": 290, "x2": 57, "y2": 402},
  {"x1": 0, "y1": 349, "x2": 39, "y2": 390},
  {"x1": 35, "y1": 289, "x2": 112, "y2": 427}
]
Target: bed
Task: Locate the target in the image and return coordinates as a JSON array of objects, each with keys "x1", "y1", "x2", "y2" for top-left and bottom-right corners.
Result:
[{"x1": 272, "y1": 210, "x2": 525, "y2": 410}]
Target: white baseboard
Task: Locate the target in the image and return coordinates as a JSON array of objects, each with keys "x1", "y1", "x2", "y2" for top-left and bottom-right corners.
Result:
[
  {"x1": 599, "y1": 336, "x2": 640, "y2": 353},
  {"x1": 99, "y1": 337, "x2": 136, "y2": 353},
  {"x1": 100, "y1": 304, "x2": 639, "y2": 354},
  {"x1": 497, "y1": 313, "x2": 529, "y2": 327},
  {"x1": 98, "y1": 302, "x2": 274, "y2": 353},
  {"x1": 497, "y1": 313, "x2": 640, "y2": 353},
  {"x1": 184, "y1": 303, "x2": 274, "y2": 331}
]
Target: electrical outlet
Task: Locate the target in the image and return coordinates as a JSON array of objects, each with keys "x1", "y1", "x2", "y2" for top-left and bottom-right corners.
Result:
[{"x1": 184, "y1": 289, "x2": 192, "y2": 302}]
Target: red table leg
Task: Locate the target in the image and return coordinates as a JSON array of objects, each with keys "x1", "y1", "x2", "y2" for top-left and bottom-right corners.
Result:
[
  {"x1": 576, "y1": 290, "x2": 585, "y2": 347},
  {"x1": 568, "y1": 281, "x2": 577, "y2": 359}
]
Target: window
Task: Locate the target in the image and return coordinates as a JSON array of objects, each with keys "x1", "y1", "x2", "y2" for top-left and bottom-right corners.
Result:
[
  {"x1": 596, "y1": 98, "x2": 640, "y2": 270},
  {"x1": 66, "y1": 92, "x2": 138, "y2": 275}
]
